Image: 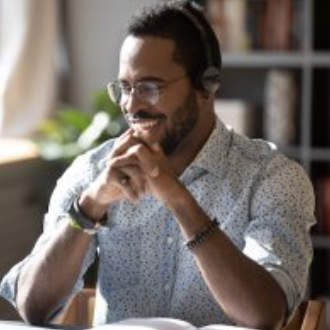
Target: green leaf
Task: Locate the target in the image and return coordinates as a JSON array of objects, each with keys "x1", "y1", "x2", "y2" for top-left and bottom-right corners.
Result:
[
  {"x1": 57, "y1": 108, "x2": 92, "y2": 131},
  {"x1": 34, "y1": 89, "x2": 127, "y2": 163},
  {"x1": 92, "y1": 89, "x2": 122, "y2": 119}
]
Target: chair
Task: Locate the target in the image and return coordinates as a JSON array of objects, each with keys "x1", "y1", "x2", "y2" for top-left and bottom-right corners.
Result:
[
  {"x1": 57, "y1": 288, "x2": 95, "y2": 327},
  {"x1": 58, "y1": 289, "x2": 326, "y2": 330},
  {"x1": 283, "y1": 300, "x2": 326, "y2": 330}
]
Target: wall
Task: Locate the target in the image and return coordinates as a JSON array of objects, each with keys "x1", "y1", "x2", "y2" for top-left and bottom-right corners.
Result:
[{"x1": 64, "y1": 0, "x2": 159, "y2": 111}]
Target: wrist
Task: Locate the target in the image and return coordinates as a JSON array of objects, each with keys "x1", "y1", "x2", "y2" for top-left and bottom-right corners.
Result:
[
  {"x1": 165, "y1": 188, "x2": 213, "y2": 239},
  {"x1": 165, "y1": 185, "x2": 195, "y2": 215},
  {"x1": 68, "y1": 198, "x2": 107, "y2": 235},
  {"x1": 78, "y1": 192, "x2": 108, "y2": 223}
]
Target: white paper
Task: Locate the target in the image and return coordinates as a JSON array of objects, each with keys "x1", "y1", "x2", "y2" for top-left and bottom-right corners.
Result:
[
  {"x1": 0, "y1": 318, "x2": 254, "y2": 330},
  {"x1": 89, "y1": 318, "x2": 254, "y2": 330},
  {"x1": 0, "y1": 323, "x2": 52, "y2": 330},
  {"x1": 93, "y1": 318, "x2": 196, "y2": 330}
]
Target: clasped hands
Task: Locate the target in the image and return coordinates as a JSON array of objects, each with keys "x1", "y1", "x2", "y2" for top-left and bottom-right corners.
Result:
[
  {"x1": 109, "y1": 128, "x2": 167, "y2": 202},
  {"x1": 79, "y1": 129, "x2": 184, "y2": 222}
]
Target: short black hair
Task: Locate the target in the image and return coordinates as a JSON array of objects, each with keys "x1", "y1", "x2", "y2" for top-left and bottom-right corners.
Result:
[{"x1": 125, "y1": 0, "x2": 222, "y2": 89}]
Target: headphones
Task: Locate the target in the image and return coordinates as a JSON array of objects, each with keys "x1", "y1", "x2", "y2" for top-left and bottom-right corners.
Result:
[{"x1": 180, "y1": 6, "x2": 221, "y2": 93}]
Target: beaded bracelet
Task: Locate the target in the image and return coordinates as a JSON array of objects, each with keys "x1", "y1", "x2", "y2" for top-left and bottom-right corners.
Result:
[{"x1": 184, "y1": 218, "x2": 219, "y2": 250}]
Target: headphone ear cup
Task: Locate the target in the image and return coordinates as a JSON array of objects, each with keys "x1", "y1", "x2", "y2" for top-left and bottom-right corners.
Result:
[{"x1": 201, "y1": 66, "x2": 221, "y2": 93}]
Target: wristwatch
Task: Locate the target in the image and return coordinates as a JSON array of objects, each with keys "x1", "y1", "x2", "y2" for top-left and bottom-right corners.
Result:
[{"x1": 68, "y1": 198, "x2": 106, "y2": 235}]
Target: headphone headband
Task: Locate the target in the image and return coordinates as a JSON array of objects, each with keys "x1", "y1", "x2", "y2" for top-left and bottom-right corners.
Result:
[{"x1": 180, "y1": 6, "x2": 221, "y2": 93}]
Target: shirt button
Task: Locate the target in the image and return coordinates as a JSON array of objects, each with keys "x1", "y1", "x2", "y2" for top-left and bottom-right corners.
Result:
[
  {"x1": 164, "y1": 283, "x2": 171, "y2": 291},
  {"x1": 167, "y1": 237, "x2": 173, "y2": 245}
]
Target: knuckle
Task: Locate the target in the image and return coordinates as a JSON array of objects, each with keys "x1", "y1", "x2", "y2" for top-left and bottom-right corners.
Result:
[{"x1": 132, "y1": 144, "x2": 146, "y2": 156}]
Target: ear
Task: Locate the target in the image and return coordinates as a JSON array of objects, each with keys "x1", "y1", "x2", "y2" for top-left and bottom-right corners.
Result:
[
  {"x1": 196, "y1": 88, "x2": 213, "y2": 100},
  {"x1": 195, "y1": 90, "x2": 215, "y2": 115}
]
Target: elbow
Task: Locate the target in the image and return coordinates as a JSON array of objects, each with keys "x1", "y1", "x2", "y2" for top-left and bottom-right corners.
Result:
[
  {"x1": 231, "y1": 294, "x2": 286, "y2": 330},
  {"x1": 18, "y1": 303, "x2": 47, "y2": 326},
  {"x1": 240, "y1": 304, "x2": 286, "y2": 330},
  {"x1": 249, "y1": 316, "x2": 284, "y2": 330},
  {"x1": 17, "y1": 291, "x2": 52, "y2": 326},
  {"x1": 236, "y1": 316, "x2": 283, "y2": 330}
]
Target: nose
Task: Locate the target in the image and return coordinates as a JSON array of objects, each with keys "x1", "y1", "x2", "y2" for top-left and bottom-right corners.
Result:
[{"x1": 123, "y1": 88, "x2": 145, "y2": 113}]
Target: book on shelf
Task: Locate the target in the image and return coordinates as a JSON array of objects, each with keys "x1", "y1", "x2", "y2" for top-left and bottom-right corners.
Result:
[
  {"x1": 1, "y1": 318, "x2": 256, "y2": 330},
  {"x1": 208, "y1": 0, "x2": 249, "y2": 52},
  {"x1": 263, "y1": 0, "x2": 293, "y2": 51},
  {"x1": 263, "y1": 69, "x2": 297, "y2": 146},
  {"x1": 207, "y1": 0, "x2": 302, "y2": 51},
  {"x1": 315, "y1": 177, "x2": 330, "y2": 236}
]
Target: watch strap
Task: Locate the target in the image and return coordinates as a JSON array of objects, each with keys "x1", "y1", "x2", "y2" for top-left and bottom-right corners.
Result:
[{"x1": 68, "y1": 199, "x2": 105, "y2": 235}]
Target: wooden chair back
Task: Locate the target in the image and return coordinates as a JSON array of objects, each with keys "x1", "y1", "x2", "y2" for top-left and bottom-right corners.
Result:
[
  {"x1": 283, "y1": 300, "x2": 326, "y2": 330},
  {"x1": 57, "y1": 288, "x2": 95, "y2": 327}
]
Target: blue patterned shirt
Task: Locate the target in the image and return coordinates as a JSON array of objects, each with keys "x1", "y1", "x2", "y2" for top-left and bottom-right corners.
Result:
[{"x1": 0, "y1": 119, "x2": 315, "y2": 327}]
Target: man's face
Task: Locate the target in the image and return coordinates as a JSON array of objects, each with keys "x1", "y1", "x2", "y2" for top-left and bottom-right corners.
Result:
[{"x1": 118, "y1": 36, "x2": 200, "y2": 155}]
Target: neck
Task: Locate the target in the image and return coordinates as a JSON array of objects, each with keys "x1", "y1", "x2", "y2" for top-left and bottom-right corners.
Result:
[{"x1": 169, "y1": 111, "x2": 216, "y2": 176}]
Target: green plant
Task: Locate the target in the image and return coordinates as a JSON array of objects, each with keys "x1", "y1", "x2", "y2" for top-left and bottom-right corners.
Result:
[{"x1": 35, "y1": 89, "x2": 127, "y2": 163}]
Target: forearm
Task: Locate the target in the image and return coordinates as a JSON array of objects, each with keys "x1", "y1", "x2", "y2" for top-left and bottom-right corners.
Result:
[
  {"x1": 17, "y1": 222, "x2": 92, "y2": 325},
  {"x1": 167, "y1": 191, "x2": 286, "y2": 329}
]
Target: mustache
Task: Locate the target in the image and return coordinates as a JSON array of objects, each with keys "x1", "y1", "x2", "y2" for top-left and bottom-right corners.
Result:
[{"x1": 125, "y1": 111, "x2": 165, "y2": 121}]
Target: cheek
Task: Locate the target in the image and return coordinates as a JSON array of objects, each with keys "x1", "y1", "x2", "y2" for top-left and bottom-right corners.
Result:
[{"x1": 158, "y1": 89, "x2": 196, "y2": 119}]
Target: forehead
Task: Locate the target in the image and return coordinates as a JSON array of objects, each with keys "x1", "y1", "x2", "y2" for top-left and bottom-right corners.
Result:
[{"x1": 119, "y1": 35, "x2": 184, "y2": 79}]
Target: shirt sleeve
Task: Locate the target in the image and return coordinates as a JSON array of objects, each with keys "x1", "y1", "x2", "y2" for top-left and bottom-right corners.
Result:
[
  {"x1": 243, "y1": 154, "x2": 316, "y2": 318},
  {"x1": 0, "y1": 151, "x2": 101, "y2": 311}
]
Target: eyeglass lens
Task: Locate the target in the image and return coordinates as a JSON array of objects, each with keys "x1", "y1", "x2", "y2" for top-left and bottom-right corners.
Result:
[{"x1": 108, "y1": 81, "x2": 160, "y2": 106}]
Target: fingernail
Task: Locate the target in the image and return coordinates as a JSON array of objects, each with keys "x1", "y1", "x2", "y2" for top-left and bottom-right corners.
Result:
[
  {"x1": 150, "y1": 166, "x2": 159, "y2": 178},
  {"x1": 133, "y1": 131, "x2": 140, "y2": 138}
]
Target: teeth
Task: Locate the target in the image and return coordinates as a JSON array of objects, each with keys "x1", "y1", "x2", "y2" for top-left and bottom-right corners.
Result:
[{"x1": 132, "y1": 120, "x2": 159, "y2": 129}]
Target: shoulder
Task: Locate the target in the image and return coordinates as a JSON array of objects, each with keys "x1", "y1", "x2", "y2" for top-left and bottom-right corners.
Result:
[
  {"x1": 230, "y1": 133, "x2": 305, "y2": 177},
  {"x1": 231, "y1": 133, "x2": 278, "y2": 164},
  {"x1": 229, "y1": 132, "x2": 314, "y2": 197}
]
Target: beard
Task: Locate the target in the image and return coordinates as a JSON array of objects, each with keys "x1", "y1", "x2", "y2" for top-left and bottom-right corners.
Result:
[
  {"x1": 161, "y1": 90, "x2": 199, "y2": 155},
  {"x1": 123, "y1": 89, "x2": 199, "y2": 155}
]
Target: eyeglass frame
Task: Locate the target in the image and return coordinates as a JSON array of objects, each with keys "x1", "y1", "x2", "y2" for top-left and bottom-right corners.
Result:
[{"x1": 107, "y1": 74, "x2": 187, "y2": 107}]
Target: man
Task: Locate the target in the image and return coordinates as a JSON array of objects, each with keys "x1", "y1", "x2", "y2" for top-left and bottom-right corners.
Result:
[{"x1": 0, "y1": 0, "x2": 315, "y2": 329}]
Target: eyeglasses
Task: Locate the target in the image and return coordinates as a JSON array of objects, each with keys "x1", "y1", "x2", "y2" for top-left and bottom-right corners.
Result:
[{"x1": 107, "y1": 74, "x2": 187, "y2": 106}]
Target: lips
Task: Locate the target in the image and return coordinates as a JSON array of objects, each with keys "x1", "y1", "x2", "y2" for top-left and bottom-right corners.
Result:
[
  {"x1": 125, "y1": 111, "x2": 165, "y2": 131},
  {"x1": 130, "y1": 118, "x2": 161, "y2": 131}
]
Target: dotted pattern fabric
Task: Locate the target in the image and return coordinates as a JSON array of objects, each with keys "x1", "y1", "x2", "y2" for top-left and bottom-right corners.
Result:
[{"x1": 0, "y1": 119, "x2": 315, "y2": 327}]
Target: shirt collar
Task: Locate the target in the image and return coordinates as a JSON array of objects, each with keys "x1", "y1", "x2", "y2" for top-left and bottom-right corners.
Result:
[{"x1": 181, "y1": 118, "x2": 234, "y2": 182}]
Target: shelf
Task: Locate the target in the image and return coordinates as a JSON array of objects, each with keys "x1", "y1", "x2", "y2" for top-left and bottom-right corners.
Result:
[
  {"x1": 222, "y1": 52, "x2": 330, "y2": 68},
  {"x1": 209, "y1": 0, "x2": 330, "y2": 320},
  {"x1": 279, "y1": 146, "x2": 302, "y2": 156},
  {"x1": 312, "y1": 236, "x2": 330, "y2": 249},
  {"x1": 308, "y1": 53, "x2": 330, "y2": 67},
  {"x1": 310, "y1": 149, "x2": 330, "y2": 161},
  {"x1": 223, "y1": 52, "x2": 305, "y2": 68}
]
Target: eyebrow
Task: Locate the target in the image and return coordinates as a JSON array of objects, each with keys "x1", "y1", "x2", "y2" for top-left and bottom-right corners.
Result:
[{"x1": 118, "y1": 76, "x2": 166, "y2": 84}]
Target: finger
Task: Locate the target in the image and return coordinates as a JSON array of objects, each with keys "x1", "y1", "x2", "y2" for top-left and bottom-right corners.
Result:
[
  {"x1": 112, "y1": 165, "x2": 146, "y2": 201},
  {"x1": 118, "y1": 173, "x2": 130, "y2": 186},
  {"x1": 111, "y1": 145, "x2": 159, "y2": 179},
  {"x1": 127, "y1": 144, "x2": 161, "y2": 178},
  {"x1": 110, "y1": 129, "x2": 142, "y2": 157},
  {"x1": 150, "y1": 142, "x2": 162, "y2": 153},
  {"x1": 119, "y1": 165, "x2": 146, "y2": 195},
  {"x1": 120, "y1": 181, "x2": 139, "y2": 202},
  {"x1": 110, "y1": 169, "x2": 138, "y2": 202}
]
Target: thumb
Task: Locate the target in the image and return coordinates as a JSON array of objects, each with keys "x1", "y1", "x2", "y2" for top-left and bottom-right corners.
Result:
[{"x1": 150, "y1": 143, "x2": 162, "y2": 153}]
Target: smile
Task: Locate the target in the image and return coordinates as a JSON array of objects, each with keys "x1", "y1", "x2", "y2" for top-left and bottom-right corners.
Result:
[{"x1": 131, "y1": 119, "x2": 161, "y2": 130}]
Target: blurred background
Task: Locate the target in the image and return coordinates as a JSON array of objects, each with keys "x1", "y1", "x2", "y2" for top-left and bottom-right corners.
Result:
[{"x1": 1, "y1": 0, "x2": 330, "y2": 325}]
